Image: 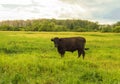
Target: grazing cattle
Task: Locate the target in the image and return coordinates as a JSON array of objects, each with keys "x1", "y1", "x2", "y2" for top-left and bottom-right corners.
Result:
[{"x1": 51, "y1": 37, "x2": 89, "y2": 59}]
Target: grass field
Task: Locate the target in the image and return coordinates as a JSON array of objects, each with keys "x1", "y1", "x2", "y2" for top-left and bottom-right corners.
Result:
[{"x1": 0, "y1": 31, "x2": 120, "y2": 84}]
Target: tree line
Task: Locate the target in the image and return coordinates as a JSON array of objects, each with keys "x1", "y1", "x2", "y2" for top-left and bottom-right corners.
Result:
[{"x1": 0, "y1": 19, "x2": 120, "y2": 32}]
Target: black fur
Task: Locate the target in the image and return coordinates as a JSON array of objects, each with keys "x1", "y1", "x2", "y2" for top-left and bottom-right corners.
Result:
[{"x1": 51, "y1": 37, "x2": 89, "y2": 59}]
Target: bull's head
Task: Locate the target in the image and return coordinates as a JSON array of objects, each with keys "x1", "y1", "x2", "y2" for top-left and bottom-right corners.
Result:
[{"x1": 51, "y1": 37, "x2": 61, "y2": 47}]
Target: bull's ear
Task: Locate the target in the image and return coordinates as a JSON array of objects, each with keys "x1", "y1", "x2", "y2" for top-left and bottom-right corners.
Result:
[{"x1": 51, "y1": 38, "x2": 54, "y2": 41}]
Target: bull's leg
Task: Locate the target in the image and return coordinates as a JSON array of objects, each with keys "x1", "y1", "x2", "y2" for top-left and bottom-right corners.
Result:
[
  {"x1": 60, "y1": 51, "x2": 65, "y2": 58},
  {"x1": 82, "y1": 50, "x2": 85, "y2": 59},
  {"x1": 59, "y1": 50, "x2": 65, "y2": 58},
  {"x1": 58, "y1": 49, "x2": 65, "y2": 58},
  {"x1": 78, "y1": 50, "x2": 82, "y2": 58}
]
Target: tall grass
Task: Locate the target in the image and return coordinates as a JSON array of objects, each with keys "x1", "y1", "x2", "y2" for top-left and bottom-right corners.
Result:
[{"x1": 0, "y1": 31, "x2": 120, "y2": 84}]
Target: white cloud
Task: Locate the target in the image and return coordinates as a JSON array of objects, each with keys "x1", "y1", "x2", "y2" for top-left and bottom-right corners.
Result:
[
  {"x1": 0, "y1": 0, "x2": 119, "y2": 24},
  {"x1": 0, "y1": 0, "x2": 86, "y2": 20},
  {"x1": 60, "y1": 0, "x2": 120, "y2": 23},
  {"x1": 0, "y1": 0, "x2": 32, "y2": 5}
]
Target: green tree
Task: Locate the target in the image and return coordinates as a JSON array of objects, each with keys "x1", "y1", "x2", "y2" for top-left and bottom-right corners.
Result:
[
  {"x1": 54, "y1": 25, "x2": 68, "y2": 31},
  {"x1": 100, "y1": 25, "x2": 112, "y2": 32},
  {"x1": 113, "y1": 26, "x2": 120, "y2": 33},
  {"x1": 39, "y1": 21, "x2": 55, "y2": 31},
  {"x1": 0, "y1": 25, "x2": 13, "y2": 31},
  {"x1": 73, "y1": 26, "x2": 86, "y2": 32}
]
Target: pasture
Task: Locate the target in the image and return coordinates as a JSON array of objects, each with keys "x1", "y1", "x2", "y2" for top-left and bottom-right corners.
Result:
[{"x1": 0, "y1": 31, "x2": 120, "y2": 84}]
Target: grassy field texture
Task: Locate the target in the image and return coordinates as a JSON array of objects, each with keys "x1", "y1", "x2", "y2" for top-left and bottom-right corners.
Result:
[{"x1": 0, "y1": 31, "x2": 120, "y2": 84}]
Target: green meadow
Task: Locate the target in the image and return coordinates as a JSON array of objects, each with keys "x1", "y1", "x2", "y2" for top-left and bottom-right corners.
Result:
[{"x1": 0, "y1": 31, "x2": 120, "y2": 84}]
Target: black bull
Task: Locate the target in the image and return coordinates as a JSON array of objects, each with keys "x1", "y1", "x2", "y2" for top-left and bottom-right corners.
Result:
[{"x1": 51, "y1": 37, "x2": 89, "y2": 59}]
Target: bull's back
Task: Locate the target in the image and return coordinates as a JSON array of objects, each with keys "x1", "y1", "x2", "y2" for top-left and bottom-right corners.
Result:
[
  {"x1": 61, "y1": 37, "x2": 86, "y2": 43},
  {"x1": 60, "y1": 37, "x2": 86, "y2": 51}
]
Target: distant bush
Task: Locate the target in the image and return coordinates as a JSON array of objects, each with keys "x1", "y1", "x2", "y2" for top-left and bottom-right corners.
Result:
[
  {"x1": 0, "y1": 19, "x2": 99, "y2": 32},
  {"x1": 0, "y1": 25, "x2": 13, "y2": 31},
  {"x1": 0, "y1": 19, "x2": 120, "y2": 32},
  {"x1": 73, "y1": 27, "x2": 86, "y2": 32},
  {"x1": 100, "y1": 25, "x2": 112, "y2": 32},
  {"x1": 112, "y1": 26, "x2": 120, "y2": 33}
]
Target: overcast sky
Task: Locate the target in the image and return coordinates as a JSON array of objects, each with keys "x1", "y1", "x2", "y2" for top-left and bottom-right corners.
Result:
[{"x1": 0, "y1": 0, "x2": 120, "y2": 24}]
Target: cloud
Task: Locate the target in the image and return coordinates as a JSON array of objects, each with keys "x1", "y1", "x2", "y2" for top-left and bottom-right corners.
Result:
[
  {"x1": 0, "y1": 0, "x2": 32, "y2": 5},
  {"x1": 0, "y1": 0, "x2": 119, "y2": 24},
  {"x1": 60, "y1": 0, "x2": 120, "y2": 23},
  {"x1": 102, "y1": 8, "x2": 120, "y2": 20},
  {"x1": 0, "y1": 0, "x2": 87, "y2": 20}
]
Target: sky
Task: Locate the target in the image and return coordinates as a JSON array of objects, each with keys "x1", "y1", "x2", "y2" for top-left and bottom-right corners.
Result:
[{"x1": 0, "y1": 0, "x2": 120, "y2": 24}]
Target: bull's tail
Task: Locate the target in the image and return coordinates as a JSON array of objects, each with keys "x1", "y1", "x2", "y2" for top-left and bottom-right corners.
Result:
[{"x1": 85, "y1": 48, "x2": 89, "y2": 50}]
